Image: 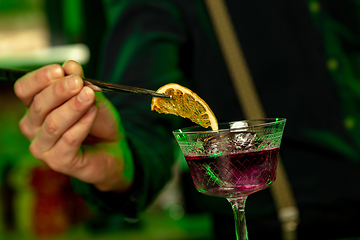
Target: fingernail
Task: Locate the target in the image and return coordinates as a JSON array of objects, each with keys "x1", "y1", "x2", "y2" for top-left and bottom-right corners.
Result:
[
  {"x1": 65, "y1": 75, "x2": 79, "y2": 91},
  {"x1": 77, "y1": 87, "x2": 91, "y2": 103},
  {"x1": 47, "y1": 65, "x2": 63, "y2": 80}
]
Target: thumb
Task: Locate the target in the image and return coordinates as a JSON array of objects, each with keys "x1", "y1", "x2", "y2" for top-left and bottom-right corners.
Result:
[{"x1": 62, "y1": 60, "x2": 84, "y2": 77}]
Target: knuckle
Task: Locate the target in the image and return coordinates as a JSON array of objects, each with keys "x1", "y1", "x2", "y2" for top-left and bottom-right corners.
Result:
[
  {"x1": 14, "y1": 80, "x2": 25, "y2": 98},
  {"x1": 62, "y1": 131, "x2": 80, "y2": 146},
  {"x1": 18, "y1": 117, "x2": 27, "y2": 134},
  {"x1": 19, "y1": 117, "x2": 33, "y2": 140},
  {"x1": 28, "y1": 147, "x2": 64, "y2": 173},
  {"x1": 29, "y1": 142, "x2": 41, "y2": 160},
  {"x1": 43, "y1": 116, "x2": 59, "y2": 135},
  {"x1": 31, "y1": 94, "x2": 42, "y2": 114}
]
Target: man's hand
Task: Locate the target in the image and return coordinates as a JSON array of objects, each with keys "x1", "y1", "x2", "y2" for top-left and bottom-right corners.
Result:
[{"x1": 14, "y1": 60, "x2": 134, "y2": 193}]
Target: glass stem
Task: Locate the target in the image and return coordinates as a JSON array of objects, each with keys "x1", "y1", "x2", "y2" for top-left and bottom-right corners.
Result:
[{"x1": 227, "y1": 197, "x2": 248, "y2": 240}]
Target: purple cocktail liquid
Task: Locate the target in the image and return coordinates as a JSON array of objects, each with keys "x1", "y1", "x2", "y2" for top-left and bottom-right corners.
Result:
[{"x1": 185, "y1": 147, "x2": 279, "y2": 198}]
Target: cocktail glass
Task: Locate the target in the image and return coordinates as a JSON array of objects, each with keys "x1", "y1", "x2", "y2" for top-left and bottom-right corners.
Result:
[{"x1": 173, "y1": 118, "x2": 286, "y2": 240}]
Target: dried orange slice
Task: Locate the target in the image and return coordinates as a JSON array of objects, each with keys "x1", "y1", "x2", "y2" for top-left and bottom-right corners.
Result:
[{"x1": 151, "y1": 83, "x2": 218, "y2": 130}]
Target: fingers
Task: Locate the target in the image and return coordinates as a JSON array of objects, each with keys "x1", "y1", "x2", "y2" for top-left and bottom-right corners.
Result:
[
  {"x1": 30, "y1": 86, "x2": 95, "y2": 150},
  {"x1": 14, "y1": 64, "x2": 65, "y2": 107},
  {"x1": 14, "y1": 61, "x2": 114, "y2": 181},
  {"x1": 14, "y1": 60, "x2": 83, "y2": 109},
  {"x1": 19, "y1": 74, "x2": 86, "y2": 140},
  {"x1": 48, "y1": 103, "x2": 99, "y2": 173},
  {"x1": 29, "y1": 87, "x2": 97, "y2": 171},
  {"x1": 17, "y1": 61, "x2": 89, "y2": 141}
]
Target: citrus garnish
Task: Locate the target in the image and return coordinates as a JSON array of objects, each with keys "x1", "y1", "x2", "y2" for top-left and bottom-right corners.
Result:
[{"x1": 151, "y1": 83, "x2": 218, "y2": 130}]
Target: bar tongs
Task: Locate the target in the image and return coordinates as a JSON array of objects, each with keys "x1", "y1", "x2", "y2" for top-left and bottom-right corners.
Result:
[{"x1": 0, "y1": 68, "x2": 171, "y2": 99}]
